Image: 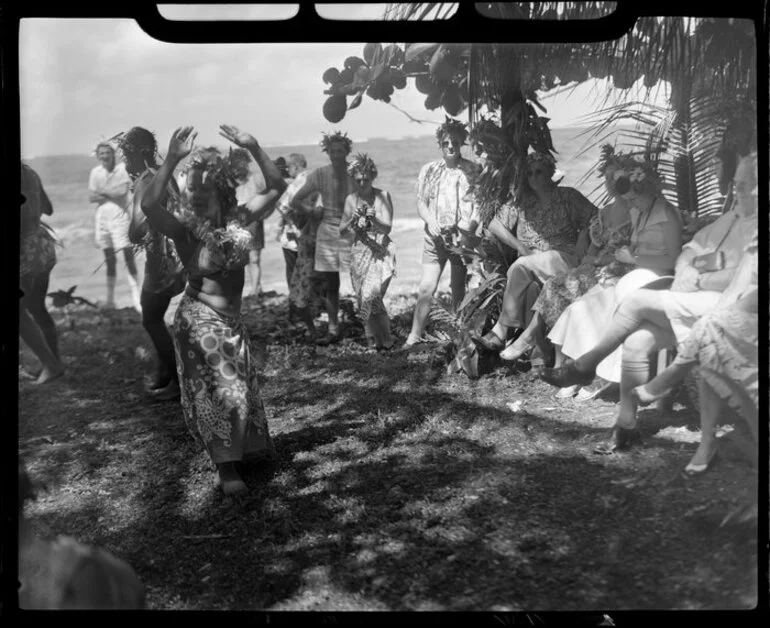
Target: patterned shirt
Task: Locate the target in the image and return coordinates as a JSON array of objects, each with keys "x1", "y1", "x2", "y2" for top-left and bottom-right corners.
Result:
[
  {"x1": 497, "y1": 186, "x2": 597, "y2": 256},
  {"x1": 301, "y1": 164, "x2": 356, "y2": 228},
  {"x1": 415, "y1": 158, "x2": 479, "y2": 231},
  {"x1": 276, "y1": 170, "x2": 318, "y2": 251}
]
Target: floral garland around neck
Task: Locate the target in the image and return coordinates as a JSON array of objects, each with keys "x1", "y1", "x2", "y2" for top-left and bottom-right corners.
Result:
[{"x1": 177, "y1": 203, "x2": 252, "y2": 270}]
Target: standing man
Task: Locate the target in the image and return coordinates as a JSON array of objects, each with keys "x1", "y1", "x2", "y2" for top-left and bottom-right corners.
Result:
[
  {"x1": 290, "y1": 131, "x2": 356, "y2": 345},
  {"x1": 231, "y1": 148, "x2": 267, "y2": 300},
  {"x1": 89, "y1": 141, "x2": 142, "y2": 311},
  {"x1": 276, "y1": 153, "x2": 309, "y2": 293},
  {"x1": 405, "y1": 117, "x2": 480, "y2": 346},
  {"x1": 121, "y1": 126, "x2": 185, "y2": 400}
]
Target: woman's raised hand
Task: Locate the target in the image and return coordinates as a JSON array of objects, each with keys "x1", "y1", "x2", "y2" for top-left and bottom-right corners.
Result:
[
  {"x1": 168, "y1": 126, "x2": 197, "y2": 161},
  {"x1": 219, "y1": 124, "x2": 258, "y2": 149}
]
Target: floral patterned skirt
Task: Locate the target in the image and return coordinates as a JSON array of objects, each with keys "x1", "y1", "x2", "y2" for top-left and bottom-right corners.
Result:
[
  {"x1": 20, "y1": 224, "x2": 57, "y2": 280},
  {"x1": 172, "y1": 294, "x2": 274, "y2": 464},
  {"x1": 350, "y1": 235, "x2": 396, "y2": 321},
  {"x1": 289, "y1": 223, "x2": 323, "y2": 310},
  {"x1": 676, "y1": 307, "x2": 758, "y2": 411}
]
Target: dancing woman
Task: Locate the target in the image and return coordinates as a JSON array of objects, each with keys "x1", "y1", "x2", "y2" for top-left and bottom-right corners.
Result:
[
  {"x1": 20, "y1": 162, "x2": 64, "y2": 384},
  {"x1": 140, "y1": 125, "x2": 286, "y2": 495}
]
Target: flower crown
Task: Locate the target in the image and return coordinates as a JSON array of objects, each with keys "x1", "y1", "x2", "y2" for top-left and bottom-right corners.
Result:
[
  {"x1": 468, "y1": 116, "x2": 503, "y2": 146},
  {"x1": 183, "y1": 147, "x2": 239, "y2": 209},
  {"x1": 320, "y1": 130, "x2": 353, "y2": 154},
  {"x1": 435, "y1": 116, "x2": 468, "y2": 145},
  {"x1": 605, "y1": 152, "x2": 661, "y2": 195},
  {"x1": 347, "y1": 152, "x2": 378, "y2": 180},
  {"x1": 597, "y1": 144, "x2": 629, "y2": 176}
]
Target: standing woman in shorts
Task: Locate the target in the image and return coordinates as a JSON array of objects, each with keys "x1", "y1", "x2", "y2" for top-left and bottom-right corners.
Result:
[{"x1": 88, "y1": 142, "x2": 142, "y2": 312}]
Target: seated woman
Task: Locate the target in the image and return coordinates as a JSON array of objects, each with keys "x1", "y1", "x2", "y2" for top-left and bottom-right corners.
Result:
[
  {"x1": 20, "y1": 162, "x2": 64, "y2": 385},
  {"x1": 339, "y1": 153, "x2": 397, "y2": 351},
  {"x1": 632, "y1": 227, "x2": 758, "y2": 473},
  {"x1": 472, "y1": 151, "x2": 597, "y2": 354},
  {"x1": 496, "y1": 146, "x2": 634, "y2": 365},
  {"x1": 543, "y1": 153, "x2": 683, "y2": 400},
  {"x1": 140, "y1": 124, "x2": 286, "y2": 496},
  {"x1": 538, "y1": 141, "x2": 757, "y2": 453}
]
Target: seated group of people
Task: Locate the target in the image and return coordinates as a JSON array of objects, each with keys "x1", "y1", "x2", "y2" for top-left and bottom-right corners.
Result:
[{"x1": 465, "y1": 118, "x2": 758, "y2": 473}]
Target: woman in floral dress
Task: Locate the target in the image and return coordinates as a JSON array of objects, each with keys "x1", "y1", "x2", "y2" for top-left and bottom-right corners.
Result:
[
  {"x1": 339, "y1": 154, "x2": 397, "y2": 350},
  {"x1": 140, "y1": 124, "x2": 286, "y2": 495}
]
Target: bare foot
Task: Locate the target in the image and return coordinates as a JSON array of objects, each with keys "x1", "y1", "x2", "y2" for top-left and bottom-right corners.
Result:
[
  {"x1": 34, "y1": 365, "x2": 64, "y2": 385},
  {"x1": 631, "y1": 383, "x2": 672, "y2": 405},
  {"x1": 217, "y1": 462, "x2": 248, "y2": 496}
]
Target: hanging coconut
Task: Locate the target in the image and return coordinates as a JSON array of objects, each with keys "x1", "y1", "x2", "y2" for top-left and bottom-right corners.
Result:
[{"x1": 323, "y1": 95, "x2": 347, "y2": 123}]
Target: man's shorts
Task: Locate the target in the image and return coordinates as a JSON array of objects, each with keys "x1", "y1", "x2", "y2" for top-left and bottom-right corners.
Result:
[
  {"x1": 314, "y1": 220, "x2": 352, "y2": 273},
  {"x1": 422, "y1": 231, "x2": 466, "y2": 267},
  {"x1": 95, "y1": 203, "x2": 131, "y2": 251},
  {"x1": 247, "y1": 220, "x2": 265, "y2": 251}
]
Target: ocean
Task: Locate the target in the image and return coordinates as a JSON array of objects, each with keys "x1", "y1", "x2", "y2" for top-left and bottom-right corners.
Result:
[{"x1": 26, "y1": 127, "x2": 619, "y2": 310}]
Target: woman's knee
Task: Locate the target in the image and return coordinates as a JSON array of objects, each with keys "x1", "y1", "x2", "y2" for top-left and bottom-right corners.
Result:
[{"x1": 622, "y1": 327, "x2": 658, "y2": 357}]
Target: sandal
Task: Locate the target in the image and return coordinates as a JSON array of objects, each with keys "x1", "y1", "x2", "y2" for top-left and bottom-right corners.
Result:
[{"x1": 575, "y1": 378, "x2": 613, "y2": 402}]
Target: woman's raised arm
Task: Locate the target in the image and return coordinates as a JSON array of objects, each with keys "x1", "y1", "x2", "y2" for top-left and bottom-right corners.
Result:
[{"x1": 141, "y1": 126, "x2": 196, "y2": 242}]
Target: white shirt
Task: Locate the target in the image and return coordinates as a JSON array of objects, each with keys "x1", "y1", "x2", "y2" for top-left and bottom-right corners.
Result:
[{"x1": 88, "y1": 162, "x2": 131, "y2": 212}]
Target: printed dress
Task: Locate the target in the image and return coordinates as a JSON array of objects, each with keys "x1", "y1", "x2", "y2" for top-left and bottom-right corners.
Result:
[
  {"x1": 532, "y1": 201, "x2": 633, "y2": 328},
  {"x1": 347, "y1": 191, "x2": 397, "y2": 321},
  {"x1": 674, "y1": 229, "x2": 758, "y2": 412},
  {"x1": 172, "y1": 219, "x2": 274, "y2": 464}
]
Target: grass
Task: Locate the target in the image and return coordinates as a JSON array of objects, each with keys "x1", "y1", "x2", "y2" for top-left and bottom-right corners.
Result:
[{"x1": 18, "y1": 293, "x2": 759, "y2": 611}]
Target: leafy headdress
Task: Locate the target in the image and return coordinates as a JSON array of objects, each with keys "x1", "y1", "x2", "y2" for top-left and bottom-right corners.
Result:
[
  {"x1": 347, "y1": 152, "x2": 378, "y2": 181},
  {"x1": 320, "y1": 130, "x2": 353, "y2": 154}
]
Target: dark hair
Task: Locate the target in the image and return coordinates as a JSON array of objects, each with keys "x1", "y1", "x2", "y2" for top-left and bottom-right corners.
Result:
[
  {"x1": 119, "y1": 127, "x2": 159, "y2": 174},
  {"x1": 715, "y1": 145, "x2": 738, "y2": 194}
]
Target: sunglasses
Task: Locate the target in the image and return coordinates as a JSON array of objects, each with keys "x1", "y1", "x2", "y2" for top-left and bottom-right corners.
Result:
[
  {"x1": 442, "y1": 141, "x2": 461, "y2": 148},
  {"x1": 527, "y1": 169, "x2": 546, "y2": 177}
]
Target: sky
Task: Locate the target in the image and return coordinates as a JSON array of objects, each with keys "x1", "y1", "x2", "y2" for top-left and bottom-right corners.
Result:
[{"x1": 18, "y1": 4, "x2": 670, "y2": 158}]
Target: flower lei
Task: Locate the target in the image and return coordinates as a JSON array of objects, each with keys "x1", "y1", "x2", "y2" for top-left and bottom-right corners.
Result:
[
  {"x1": 435, "y1": 116, "x2": 468, "y2": 146},
  {"x1": 320, "y1": 130, "x2": 353, "y2": 154}
]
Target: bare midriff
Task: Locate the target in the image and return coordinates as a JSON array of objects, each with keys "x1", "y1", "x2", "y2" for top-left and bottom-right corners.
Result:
[{"x1": 186, "y1": 270, "x2": 244, "y2": 319}]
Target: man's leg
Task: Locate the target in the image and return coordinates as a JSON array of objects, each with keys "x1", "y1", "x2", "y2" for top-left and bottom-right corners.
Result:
[
  {"x1": 407, "y1": 262, "x2": 444, "y2": 343},
  {"x1": 248, "y1": 249, "x2": 262, "y2": 297},
  {"x1": 323, "y1": 271, "x2": 340, "y2": 333},
  {"x1": 104, "y1": 248, "x2": 117, "y2": 308},
  {"x1": 141, "y1": 288, "x2": 177, "y2": 390},
  {"x1": 123, "y1": 248, "x2": 142, "y2": 313},
  {"x1": 449, "y1": 261, "x2": 468, "y2": 311},
  {"x1": 283, "y1": 248, "x2": 297, "y2": 292}
]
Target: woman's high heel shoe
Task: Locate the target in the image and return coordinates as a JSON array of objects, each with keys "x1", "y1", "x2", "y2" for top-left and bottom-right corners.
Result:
[
  {"x1": 539, "y1": 359, "x2": 595, "y2": 388},
  {"x1": 499, "y1": 337, "x2": 535, "y2": 362}
]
